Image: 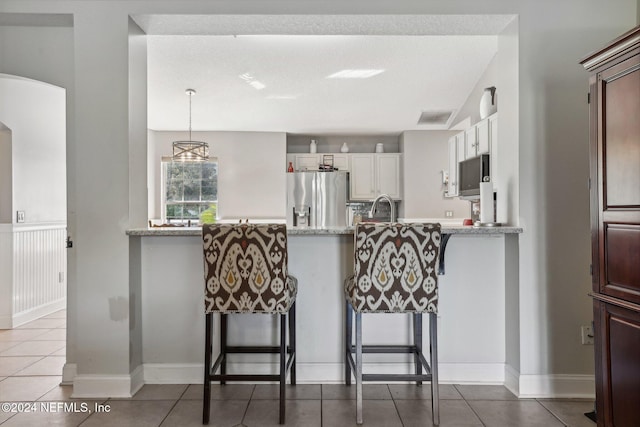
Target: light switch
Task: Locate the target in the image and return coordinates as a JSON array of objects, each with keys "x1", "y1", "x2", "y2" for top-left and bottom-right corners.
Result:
[{"x1": 16, "y1": 211, "x2": 25, "y2": 223}]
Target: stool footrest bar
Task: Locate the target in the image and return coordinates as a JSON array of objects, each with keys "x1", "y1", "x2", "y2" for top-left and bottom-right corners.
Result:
[
  {"x1": 349, "y1": 345, "x2": 419, "y2": 354},
  {"x1": 225, "y1": 346, "x2": 281, "y2": 354},
  {"x1": 362, "y1": 373, "x2": 433, "y2": 382}
]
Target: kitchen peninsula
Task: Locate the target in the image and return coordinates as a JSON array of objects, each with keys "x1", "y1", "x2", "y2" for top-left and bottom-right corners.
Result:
[{"x1": 127, "y1": 223, "x2": 521, "y2": 386}]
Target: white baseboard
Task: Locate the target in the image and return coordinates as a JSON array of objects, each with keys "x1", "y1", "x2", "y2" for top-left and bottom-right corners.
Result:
[
  {"x1": 519, "y1": 374, "x2": 595, "y2": 399},
  {"x1": 72, "y1": 373, "x2": 136, "y2": 398},
  {"x1": 130, "y1": 365, "x2": 145, "y2": 396},
  {"x1": 504, "y1": 365, "x2": 595, "y2": 399},
  {"x1": 12, "y1": 299, "x2": 66, "y2": 328},
  {"x1": 142, "y1": 362, "x2": 506, "y2": 385},
  {"x1": 62, "y1": 363, "x2": 77, "y2": 385},
  {"x1": 504, "y1": 364, "x2": 520, "y2": 396}
]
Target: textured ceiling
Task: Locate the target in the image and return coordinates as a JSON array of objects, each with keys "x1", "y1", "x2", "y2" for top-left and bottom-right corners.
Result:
[
  {"x1": 140, "y1": 15, "x2": 513, "y2": 134},
  {"x1": 134, "y1": 14, "x2": 514, "y2": 36}
]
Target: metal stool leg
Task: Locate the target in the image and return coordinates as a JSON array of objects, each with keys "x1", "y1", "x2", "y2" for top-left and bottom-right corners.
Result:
[
  {"x1": 414, "y1": 313, "x2": 423, "y2": 386},
  {"x1": 279, "y1": 313, "x2": 286, "y2": 424},
  {"x1": 203, "y1": 313, "x2": 213, "y2": 424},
  {"x1": 345, "y1": 300, "x2": 353, "y2": 386},
  {"x1": 289, "y1": 301, "x2": 296, "y2": 385},
  {"x1": 355, "y1": 311, "x2": 363, "y2": 425},
  {"x1": 220, "y1": 313, "x2": 227, "y2": 385},
  {"x1": 430, "y1": 312, "x2": 439, "y2": 426}
]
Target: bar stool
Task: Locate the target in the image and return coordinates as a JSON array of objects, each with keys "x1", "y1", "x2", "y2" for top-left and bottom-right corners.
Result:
[
  {"x1": 202, "y1": 223, "x2": 297, "y2": 425},
  {"x1": 344, "y1": 223, "x2": 441, "y2": 425}
]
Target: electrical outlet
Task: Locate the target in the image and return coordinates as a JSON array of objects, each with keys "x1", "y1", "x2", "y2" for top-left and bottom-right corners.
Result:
[
  {"x1": 16, "y1": 211, "x2": 25, "y2": 223},
  {"x1": 445, "y1": 210, "x2": 454, "y2": 218},
  {"x1": 58, "y1": 272, "x2": 64, "y2": 283},
  {"x1": 581, "y1": 325, "x2": 594, "y2": 345}
]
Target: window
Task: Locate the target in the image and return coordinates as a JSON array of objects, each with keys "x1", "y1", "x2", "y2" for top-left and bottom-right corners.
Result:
[{"x1": 162, "y1": 159, "x2": 217, "y2": 223}]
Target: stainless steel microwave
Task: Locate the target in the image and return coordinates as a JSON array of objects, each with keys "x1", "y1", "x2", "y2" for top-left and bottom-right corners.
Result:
[{"x1": 458, "y1": 153, "x2": 490, "y2": 197}]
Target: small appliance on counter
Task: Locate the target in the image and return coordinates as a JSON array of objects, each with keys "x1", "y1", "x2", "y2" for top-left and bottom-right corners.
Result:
[{"x1": 286, "y1": 171, "x2": 349, "y2": 228}]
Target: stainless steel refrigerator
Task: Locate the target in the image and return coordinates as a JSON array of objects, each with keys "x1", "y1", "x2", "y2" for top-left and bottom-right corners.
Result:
[{"x1": 286, "y1": 171, "x2": 349, "y2": 228}]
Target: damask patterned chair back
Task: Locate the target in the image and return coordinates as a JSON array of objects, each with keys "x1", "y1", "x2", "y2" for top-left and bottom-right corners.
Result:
[
  {"x1": 346, "y1": 223, "x2": 441, "y2": 313},
  {"x1": 202, "y1": 223, "x2": 296, "y2": 314}
]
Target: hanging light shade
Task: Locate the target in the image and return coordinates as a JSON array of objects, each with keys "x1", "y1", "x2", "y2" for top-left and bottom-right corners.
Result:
[{"x1": 172, "y1": 89, "x2": 209, "y2": 161}]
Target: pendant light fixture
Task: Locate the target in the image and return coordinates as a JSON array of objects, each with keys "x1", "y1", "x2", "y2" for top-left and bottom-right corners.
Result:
[{"x1": 172, "y1": 88, "x2": 209, "y2": 161}]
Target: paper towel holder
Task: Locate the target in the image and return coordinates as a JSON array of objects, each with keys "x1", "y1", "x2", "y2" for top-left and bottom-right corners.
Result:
[{"x1": 475, "y1": 189, "x2": 501, "y2": 227}]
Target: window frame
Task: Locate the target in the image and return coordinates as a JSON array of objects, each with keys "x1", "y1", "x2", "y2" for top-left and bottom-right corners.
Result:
[{"x1": 160, "y1": 156, "x2": 218, "y2": 224}]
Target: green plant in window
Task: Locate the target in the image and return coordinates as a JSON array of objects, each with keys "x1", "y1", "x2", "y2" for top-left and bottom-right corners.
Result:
[{"x1": 200, "y1": 203, "x2": 217, "y2": 224}]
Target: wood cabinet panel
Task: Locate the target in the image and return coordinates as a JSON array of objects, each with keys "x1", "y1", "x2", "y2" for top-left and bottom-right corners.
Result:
[
  {"x1": 601, "y1": 60, "x2": 640, "y2": 208},
  {"x1": 594, "y1": 299, "x2": 640, "y2": 427},
  {"x1": 604, "y1": 224, "x2": 640, "y2": 303}
]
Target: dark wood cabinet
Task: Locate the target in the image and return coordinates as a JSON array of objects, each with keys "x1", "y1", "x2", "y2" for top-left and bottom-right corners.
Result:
[{"x1": 582, "y1": 26, "x2": 640, "y2": 427}]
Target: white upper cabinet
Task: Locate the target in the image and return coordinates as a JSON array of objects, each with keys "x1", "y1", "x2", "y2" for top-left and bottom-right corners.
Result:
[
  {"x1": 319, "y1": 153, "x2": 349, "y2": 171},
  {"x1": 350, "y1": 154, "x2": 377, "y2": 200},
  {"x1": 476, "y1": 118, "x2": 490, "y2": 155},
  {"x1": 446, "y1": 112, "x2": 498, "y2": 195},
  {"x1": 294, "y1": 154, "x2": 320, "y2": 171},
  {"x1": 464, "y1": 127, "x2": 477, "y2": 159},
  {"x1": 489, "y1": 114, "x2": 498, "y2": 188},
  {"x1": 456, "y1": 131, "x2": 466, "y2": 162},
  {"x1": 465, "y1": 116, "x2": 491, "y2": 159},
  {"x1": 350, "y1": 153, "x2": 402, "y2": 200},
  {"x1": 288, "y1": 153, "x2": 349, "y2": 172},
  {"x1": 447, "y1": 136, "x2": 459, "y2": 197},
  {"x1": 376, "y1": 154, "x2": 402, "y2": 199}
]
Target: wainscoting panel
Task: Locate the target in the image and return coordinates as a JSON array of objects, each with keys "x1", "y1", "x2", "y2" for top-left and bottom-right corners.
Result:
[{"x1": 12, "y1": 224, "x2": 67, "y2": 325}]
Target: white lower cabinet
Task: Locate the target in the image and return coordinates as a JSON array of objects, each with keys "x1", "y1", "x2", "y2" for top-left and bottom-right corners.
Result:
[{"x1": 350, "y1": 153, "x2": 402, "y2": 200}]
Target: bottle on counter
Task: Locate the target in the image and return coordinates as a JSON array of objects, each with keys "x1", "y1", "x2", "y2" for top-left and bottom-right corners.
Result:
[
  {"x1": 287, "y1": 162, "x2": 294, "y2": 173},
  {"x1": 310, "y1": 139, "x2": 317, "y2": 153}
]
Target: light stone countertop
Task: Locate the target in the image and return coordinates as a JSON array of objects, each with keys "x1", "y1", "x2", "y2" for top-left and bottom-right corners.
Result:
[{"x1": 126, "y1": 225, "x2": 522, "y2": 237}]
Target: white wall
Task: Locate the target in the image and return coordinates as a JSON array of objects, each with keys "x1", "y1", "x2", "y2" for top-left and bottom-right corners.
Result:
[
  {"x1": 1, "y1": 0, "x2": 637, "y2": 398},
  {"x1": 451, "y1": 18, "x2": 519, "y2": 226},
  {"x1": 148, "y1": 130, "x2": 287, "y2": 221},
  {"x1": 0, "y1": 126, "x2": 11, "y2": 223},
  {"x1": 0, "y1": 74, "x2": 66, "y2": 224},
  {"x1": 0, "y1": 75, "x2": 67, "y2": 329},
  {"x1": 128, "y1": 17, "x2": 148, "y2": 376},
  {"x1": 0, "y1": 22, "x2": 77, "y2": 377},
  {"x1": 400, "y1": 130, "x2": 469, "y2": 219}
]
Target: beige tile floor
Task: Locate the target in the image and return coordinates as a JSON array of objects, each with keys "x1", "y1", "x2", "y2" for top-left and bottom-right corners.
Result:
[{"x1": 0, "y1": 311, "x2": 597, "y2": 426}]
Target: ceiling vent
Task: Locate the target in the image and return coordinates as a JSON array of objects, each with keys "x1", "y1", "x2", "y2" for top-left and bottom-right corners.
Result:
[{"x1": 417, "y1": 110, "x2": 455, "y2": 126}]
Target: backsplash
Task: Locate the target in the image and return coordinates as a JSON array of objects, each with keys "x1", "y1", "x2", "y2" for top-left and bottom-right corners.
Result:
[{"x1": 348, "y1": 201, "x2": 397, "y2": 223}]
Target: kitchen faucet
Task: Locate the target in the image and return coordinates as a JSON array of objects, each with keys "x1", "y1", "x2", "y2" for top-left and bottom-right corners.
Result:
[{"x1": 369, "y1": 194, "x2": 396, "y2": 223}]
